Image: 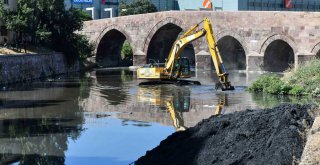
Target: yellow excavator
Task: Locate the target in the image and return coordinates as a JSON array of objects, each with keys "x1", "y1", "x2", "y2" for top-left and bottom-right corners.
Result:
[
  {"x1": 137, "y1": 86, "x2": 226, "y2": 131},
  {"x1": 137, "y1": 17, "x2": 234, "y2": 91},
  {"x1": 136, "y1": 86, "x2": 190, "y2": 131}
]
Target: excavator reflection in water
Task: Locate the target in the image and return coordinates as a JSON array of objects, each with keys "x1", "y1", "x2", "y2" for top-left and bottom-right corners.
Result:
[{"x1": 137, "y1": 86, "x2": 227, "y2": 131}]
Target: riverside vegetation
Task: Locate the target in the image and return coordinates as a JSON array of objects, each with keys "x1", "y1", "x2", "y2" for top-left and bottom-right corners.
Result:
[
  {"x1": 249, "y1": 59, "x2": 320, "y2": 97},
  {"x1": 0, "y1": 0, "x2": 93, "y2": 63}
]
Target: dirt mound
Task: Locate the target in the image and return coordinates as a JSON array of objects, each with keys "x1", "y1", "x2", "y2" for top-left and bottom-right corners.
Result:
[{"x1": 135, "y1": 104, "x2": 318, "y2": 165}]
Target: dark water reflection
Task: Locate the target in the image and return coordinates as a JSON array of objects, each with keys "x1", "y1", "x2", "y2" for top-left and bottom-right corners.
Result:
[
  {"x1": 95, "y1": 70, "x2": 133, "y2": 105},
  {"x1": 0, "y1": 74, "x2": 83, "y2": 164},
  {"x1": 0, "y1": 69, "x2": 318, "y2": 164}
]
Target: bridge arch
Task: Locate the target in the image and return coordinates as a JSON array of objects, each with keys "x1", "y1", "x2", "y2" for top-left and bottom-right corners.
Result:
[
  {"x1": 311, "y1": 42, "x2": 320, "y2": 58},
  {"x1": 216, "y1": 30, "x2": 248, "y2": 56},
  {"x1": 143, "y1": 17, "x2": 185, "y2": 54},
  {"x1": 260, "y1": 34, "x2": 297, "y2": 72},
  {"x1": 95, "y1": 25, "x2": 133, "y2": 67},
  {"x1": 144, "y1": 17, "x2": 196, "y2": 65},
  {"x1": 216, "y1": 31, "x2": 247, "y2": 70},
  {"x1": 259, "y1": 33, "x2": 297, "y2": 54}
]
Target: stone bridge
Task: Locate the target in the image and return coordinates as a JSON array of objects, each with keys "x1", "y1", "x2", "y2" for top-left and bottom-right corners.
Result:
[{"x1": 80, "y1": 11, "x2": 320, "y2": 72}]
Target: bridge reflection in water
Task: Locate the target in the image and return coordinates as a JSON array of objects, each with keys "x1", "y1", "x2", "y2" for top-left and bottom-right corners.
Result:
[
  {"x1": 0, "y1": 69, "x2": 318, "y2": 164},
  {"x1": 81, "y1": 69, "x2": 319, "y2": 129},
  {"x1": 80, "y1": 69, "x2": 262, "y2": 130}
]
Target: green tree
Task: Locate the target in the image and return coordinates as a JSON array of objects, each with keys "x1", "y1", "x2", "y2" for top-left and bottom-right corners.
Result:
[
  {"x1": 121, "y1": 41, "x2": 133, "y2": 61},
  {"x1": 119, "y1": 0, "x2": 157, "y2": 16},
  {"x1": 0, "y1": 0, "x2": 93, "y2": 63},
  {"x1": 0, "y1": 0, "x2": 35, "y2": 42}
]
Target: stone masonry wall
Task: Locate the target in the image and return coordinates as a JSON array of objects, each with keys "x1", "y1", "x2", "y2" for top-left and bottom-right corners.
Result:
[
  {"x1": 0, "y1": 53, "x2": 79, "y2": 85},
  {"x1": 80, "y1": 11, "x2": 320, "y2": 71}
]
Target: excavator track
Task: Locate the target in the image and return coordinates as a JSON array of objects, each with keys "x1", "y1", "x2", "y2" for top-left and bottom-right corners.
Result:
[{"x1": 138, "y1": 80, "x2": 201, "y2": 86}]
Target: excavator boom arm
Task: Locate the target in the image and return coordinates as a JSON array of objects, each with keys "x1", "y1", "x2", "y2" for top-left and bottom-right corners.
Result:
[
  {"x1": 203, "y1": 18, "x2": 234, "y2": 90},
  {"x1": 165, "y1": 29, "x2": 206, "y2": 72},
  {"x1": 164, "y1": 17, "x2": 233, "y2": 90}
]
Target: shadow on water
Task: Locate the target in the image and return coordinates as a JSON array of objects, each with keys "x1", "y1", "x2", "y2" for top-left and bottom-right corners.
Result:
[
  {"x1": 251, "y1": 92, "x2": 320, "y2": 108},
  {"x1": 0, "y1": 73, "x2": 82, "y2": 92},
  {"x1": 121, "y1": 119, "x2": 152, "y2": 127},
  {"x1": 0, "y1": 99, "x2": 66, "y2": 109},
  {"x1": 0, "y1": 118, "x2": 83, "y2": 138}
]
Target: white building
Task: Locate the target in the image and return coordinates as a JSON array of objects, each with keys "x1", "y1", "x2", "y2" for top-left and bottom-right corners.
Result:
[{"x1": 64, "y1": 0, "x2": 178, "y2": 20}]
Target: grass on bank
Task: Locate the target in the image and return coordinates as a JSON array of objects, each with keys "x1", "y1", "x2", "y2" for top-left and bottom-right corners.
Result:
[
  {"x1": 248, "y1": 59, "x2": 320, "y2": 97},
  {"x1": 0, "y1": 45, "x2": 53, "y2": 55}
]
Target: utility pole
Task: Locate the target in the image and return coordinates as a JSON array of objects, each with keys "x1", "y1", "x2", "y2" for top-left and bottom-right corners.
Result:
[
  {"x1": 99, "y1": 0, "x2": 102, "y2": 19},
  {"x1": 70, "y1": 0, "x2": 73, "y2": 8},
  {"x1": 222, "y1": 0, "x2": 224, "y2": 11}
]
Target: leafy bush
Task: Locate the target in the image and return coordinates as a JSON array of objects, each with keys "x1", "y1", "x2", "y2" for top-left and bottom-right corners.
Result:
[
  {"x1": 248, "y1": 74, "x2": 305, "y2": 95},
  {"x1": 265, "y1": 80, "x2": 291, "y2": 95},
  {"x1": 288, "y1": 85, "x2": 305, "y2": 96},
  {"x1": 121, "y1": 41, "x2": 133, "y2": 61},
  {"x1": 286, "y1": 59, "x2": 320, "y2": 95},
  {"x1": 248, "y1": 74, "x2": 283, "y2": 92},
  {"x1": 249, "y1": 59, "x2": 320, "y2": 97}
]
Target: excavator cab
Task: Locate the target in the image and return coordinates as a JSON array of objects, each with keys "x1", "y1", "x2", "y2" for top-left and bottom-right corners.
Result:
[
  {"x1": 171, "y1": 57, "x2": 191, "y2": 79},
  {"x1": 180, "y1": 57, "x2": 191, "y2": 78}
]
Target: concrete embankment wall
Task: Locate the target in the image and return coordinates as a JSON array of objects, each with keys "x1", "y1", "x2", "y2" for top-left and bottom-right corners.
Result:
[
  {"x1": 300, "y1": 116, "x2": 320, "y2": 165},
  {"x1": 0, "y1": 53, "x2": 79, "y2": 85}
]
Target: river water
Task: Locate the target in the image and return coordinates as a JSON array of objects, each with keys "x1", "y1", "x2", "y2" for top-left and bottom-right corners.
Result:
[{"x1": 0, "y1": 69, "x2": 318, "y2": 165}]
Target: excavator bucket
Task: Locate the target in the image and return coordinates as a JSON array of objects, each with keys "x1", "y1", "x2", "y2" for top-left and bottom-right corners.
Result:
[{"x1": 215, "y1": 81, "x2": 235, "y2": 91}]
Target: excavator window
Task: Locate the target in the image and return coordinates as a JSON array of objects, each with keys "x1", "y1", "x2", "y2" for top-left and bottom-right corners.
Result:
[{"x1": 180, "y1": 57, "x2": 191, "y2": 77}]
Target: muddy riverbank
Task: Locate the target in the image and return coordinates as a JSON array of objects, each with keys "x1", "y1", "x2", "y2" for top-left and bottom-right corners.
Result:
[{"x1": 135, "y1": 104, "x2": 319, "y2": 165}]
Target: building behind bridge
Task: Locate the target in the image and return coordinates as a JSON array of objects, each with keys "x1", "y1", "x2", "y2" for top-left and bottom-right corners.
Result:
[
  {"x1": 64, "y1": 0, "x2": 179, "y2": 19},
  {"x1": 65, "y1": 0, "x2": 320, "y2": 20},
  {"x1": 179, "y1": 0, "x2": 320, "y2": 12}
]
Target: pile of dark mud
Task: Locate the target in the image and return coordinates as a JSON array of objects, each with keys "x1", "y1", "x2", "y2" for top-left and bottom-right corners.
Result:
[{"x1": 135, "y1": 104, "x2": 319, "y2": 165}]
